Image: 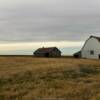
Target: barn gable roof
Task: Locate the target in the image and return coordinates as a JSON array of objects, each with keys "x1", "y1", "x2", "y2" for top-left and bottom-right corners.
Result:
[
  {"x1": 81, "y1": 35, "x2": 100, "y2": 51},
  {"x1": 90, "y1": 35, "x2": 100, "y2": 42},
  {"x1": 34, "y1": 47, "x2": 61, "y2": 53}
]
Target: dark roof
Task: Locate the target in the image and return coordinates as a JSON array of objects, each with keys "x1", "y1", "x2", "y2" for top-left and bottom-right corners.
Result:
[
  {"x1": 74, "y1": 51, "x2": 81, "y2": 55},
  {"x1": 34, "y1": 47, "x2": 61, "y2": 53},
  {"x1": 73, "y1": 51, "x2": 81, "y2": 58},
  {"x1": 90, "y1": 35, "x2": 100, "y2": 42}
]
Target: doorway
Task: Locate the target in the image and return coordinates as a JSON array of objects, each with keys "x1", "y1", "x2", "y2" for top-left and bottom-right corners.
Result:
[
  {"x1": 99, "y1": 54, "x2": 100, "y2": 59},
  {"x1": 45, "y1": 53, "x2": 49, "y2": 57}
]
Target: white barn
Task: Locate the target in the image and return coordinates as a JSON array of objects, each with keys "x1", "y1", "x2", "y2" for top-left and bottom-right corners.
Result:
[{"x1": 81, "y1": 35, "x2": 100, "y2": 59}]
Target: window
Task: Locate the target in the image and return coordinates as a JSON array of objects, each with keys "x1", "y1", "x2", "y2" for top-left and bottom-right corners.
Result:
[{"x1": 90, "y1": 50, "x2": 94, "y2": 55}]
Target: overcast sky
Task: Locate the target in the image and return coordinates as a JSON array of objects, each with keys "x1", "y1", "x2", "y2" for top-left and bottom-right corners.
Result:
[{"x1": 0, "y1": 0, "x2": 100, "y2": 55}]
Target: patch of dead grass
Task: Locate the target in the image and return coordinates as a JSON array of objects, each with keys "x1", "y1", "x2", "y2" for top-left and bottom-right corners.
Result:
[{"x1": 0, "y1": 57, "x2": 100, "y2": 100}]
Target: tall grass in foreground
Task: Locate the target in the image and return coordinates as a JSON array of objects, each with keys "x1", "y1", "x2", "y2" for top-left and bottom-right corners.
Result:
[{"x1": 0, "y1": 57, "x2": 99, "y2": 100}]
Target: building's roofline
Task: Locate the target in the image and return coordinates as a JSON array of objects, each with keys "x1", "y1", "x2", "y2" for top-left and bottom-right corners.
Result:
[
  {"x1": 90, "y1": 35, "x2": 100, "y2": 42},
  {"x1": 74, "y1": 51, "x2": 81, "y2": 54},
  {"x1": 81, "y1": 35, "x2": 100, "y2": 52},
  {"x1": 34, "y1": 47, "x2": 61, "y2": 53}
]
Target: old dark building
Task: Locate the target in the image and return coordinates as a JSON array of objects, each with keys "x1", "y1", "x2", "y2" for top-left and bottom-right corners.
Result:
[
  {"x1": 34, "y1": 47, "x2": 61, "y2": 57},
  {"x1": 73, "y1": 51, "x2": 81, "y2": 58}
]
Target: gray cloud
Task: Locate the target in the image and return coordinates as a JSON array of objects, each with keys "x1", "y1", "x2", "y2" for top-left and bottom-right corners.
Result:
[{"x1": 0, "y1": 0, "x2": 100, "y2": 42}]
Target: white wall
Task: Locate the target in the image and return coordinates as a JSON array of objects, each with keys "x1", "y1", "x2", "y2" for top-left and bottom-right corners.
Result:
[{"x1": 82, "y1": 37, "x2": 100, "y2": 59}]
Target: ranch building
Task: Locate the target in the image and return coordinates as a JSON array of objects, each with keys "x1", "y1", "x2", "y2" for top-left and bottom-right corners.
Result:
[
  {"x1": 74, "y1": 35, "x2": 100, "y2": 59},
  {"x1": 34, "y1": 47, "x2": 61, "y2": 57}
]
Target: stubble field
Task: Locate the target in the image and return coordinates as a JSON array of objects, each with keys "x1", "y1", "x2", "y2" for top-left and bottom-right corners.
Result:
[{"x1": 0, "y1": 56, "x2": 100, "y2": 100}]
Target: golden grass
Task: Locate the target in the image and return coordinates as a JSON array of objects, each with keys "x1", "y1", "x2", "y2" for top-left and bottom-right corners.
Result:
[{"x1": 0, "y1": 57, "x2": 100, "y2": 100}]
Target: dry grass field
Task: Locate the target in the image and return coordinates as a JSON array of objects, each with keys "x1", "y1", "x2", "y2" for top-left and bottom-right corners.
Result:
[{"x1": 0, "y1": 56, "x2": 100, "y2": 100}]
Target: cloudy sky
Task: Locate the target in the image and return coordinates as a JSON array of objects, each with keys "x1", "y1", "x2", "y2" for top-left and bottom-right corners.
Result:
[{"x1": 0, "y1": 0, "x2": 100, "y2": 55}]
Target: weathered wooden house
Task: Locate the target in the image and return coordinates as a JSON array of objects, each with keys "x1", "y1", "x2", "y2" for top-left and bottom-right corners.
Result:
[
  {"x1": 34, "y1": 47, "x2": 61, "y2": 57},
  {"x1": 74, "y1": 35, "x2": 100, "y2": 59}
]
